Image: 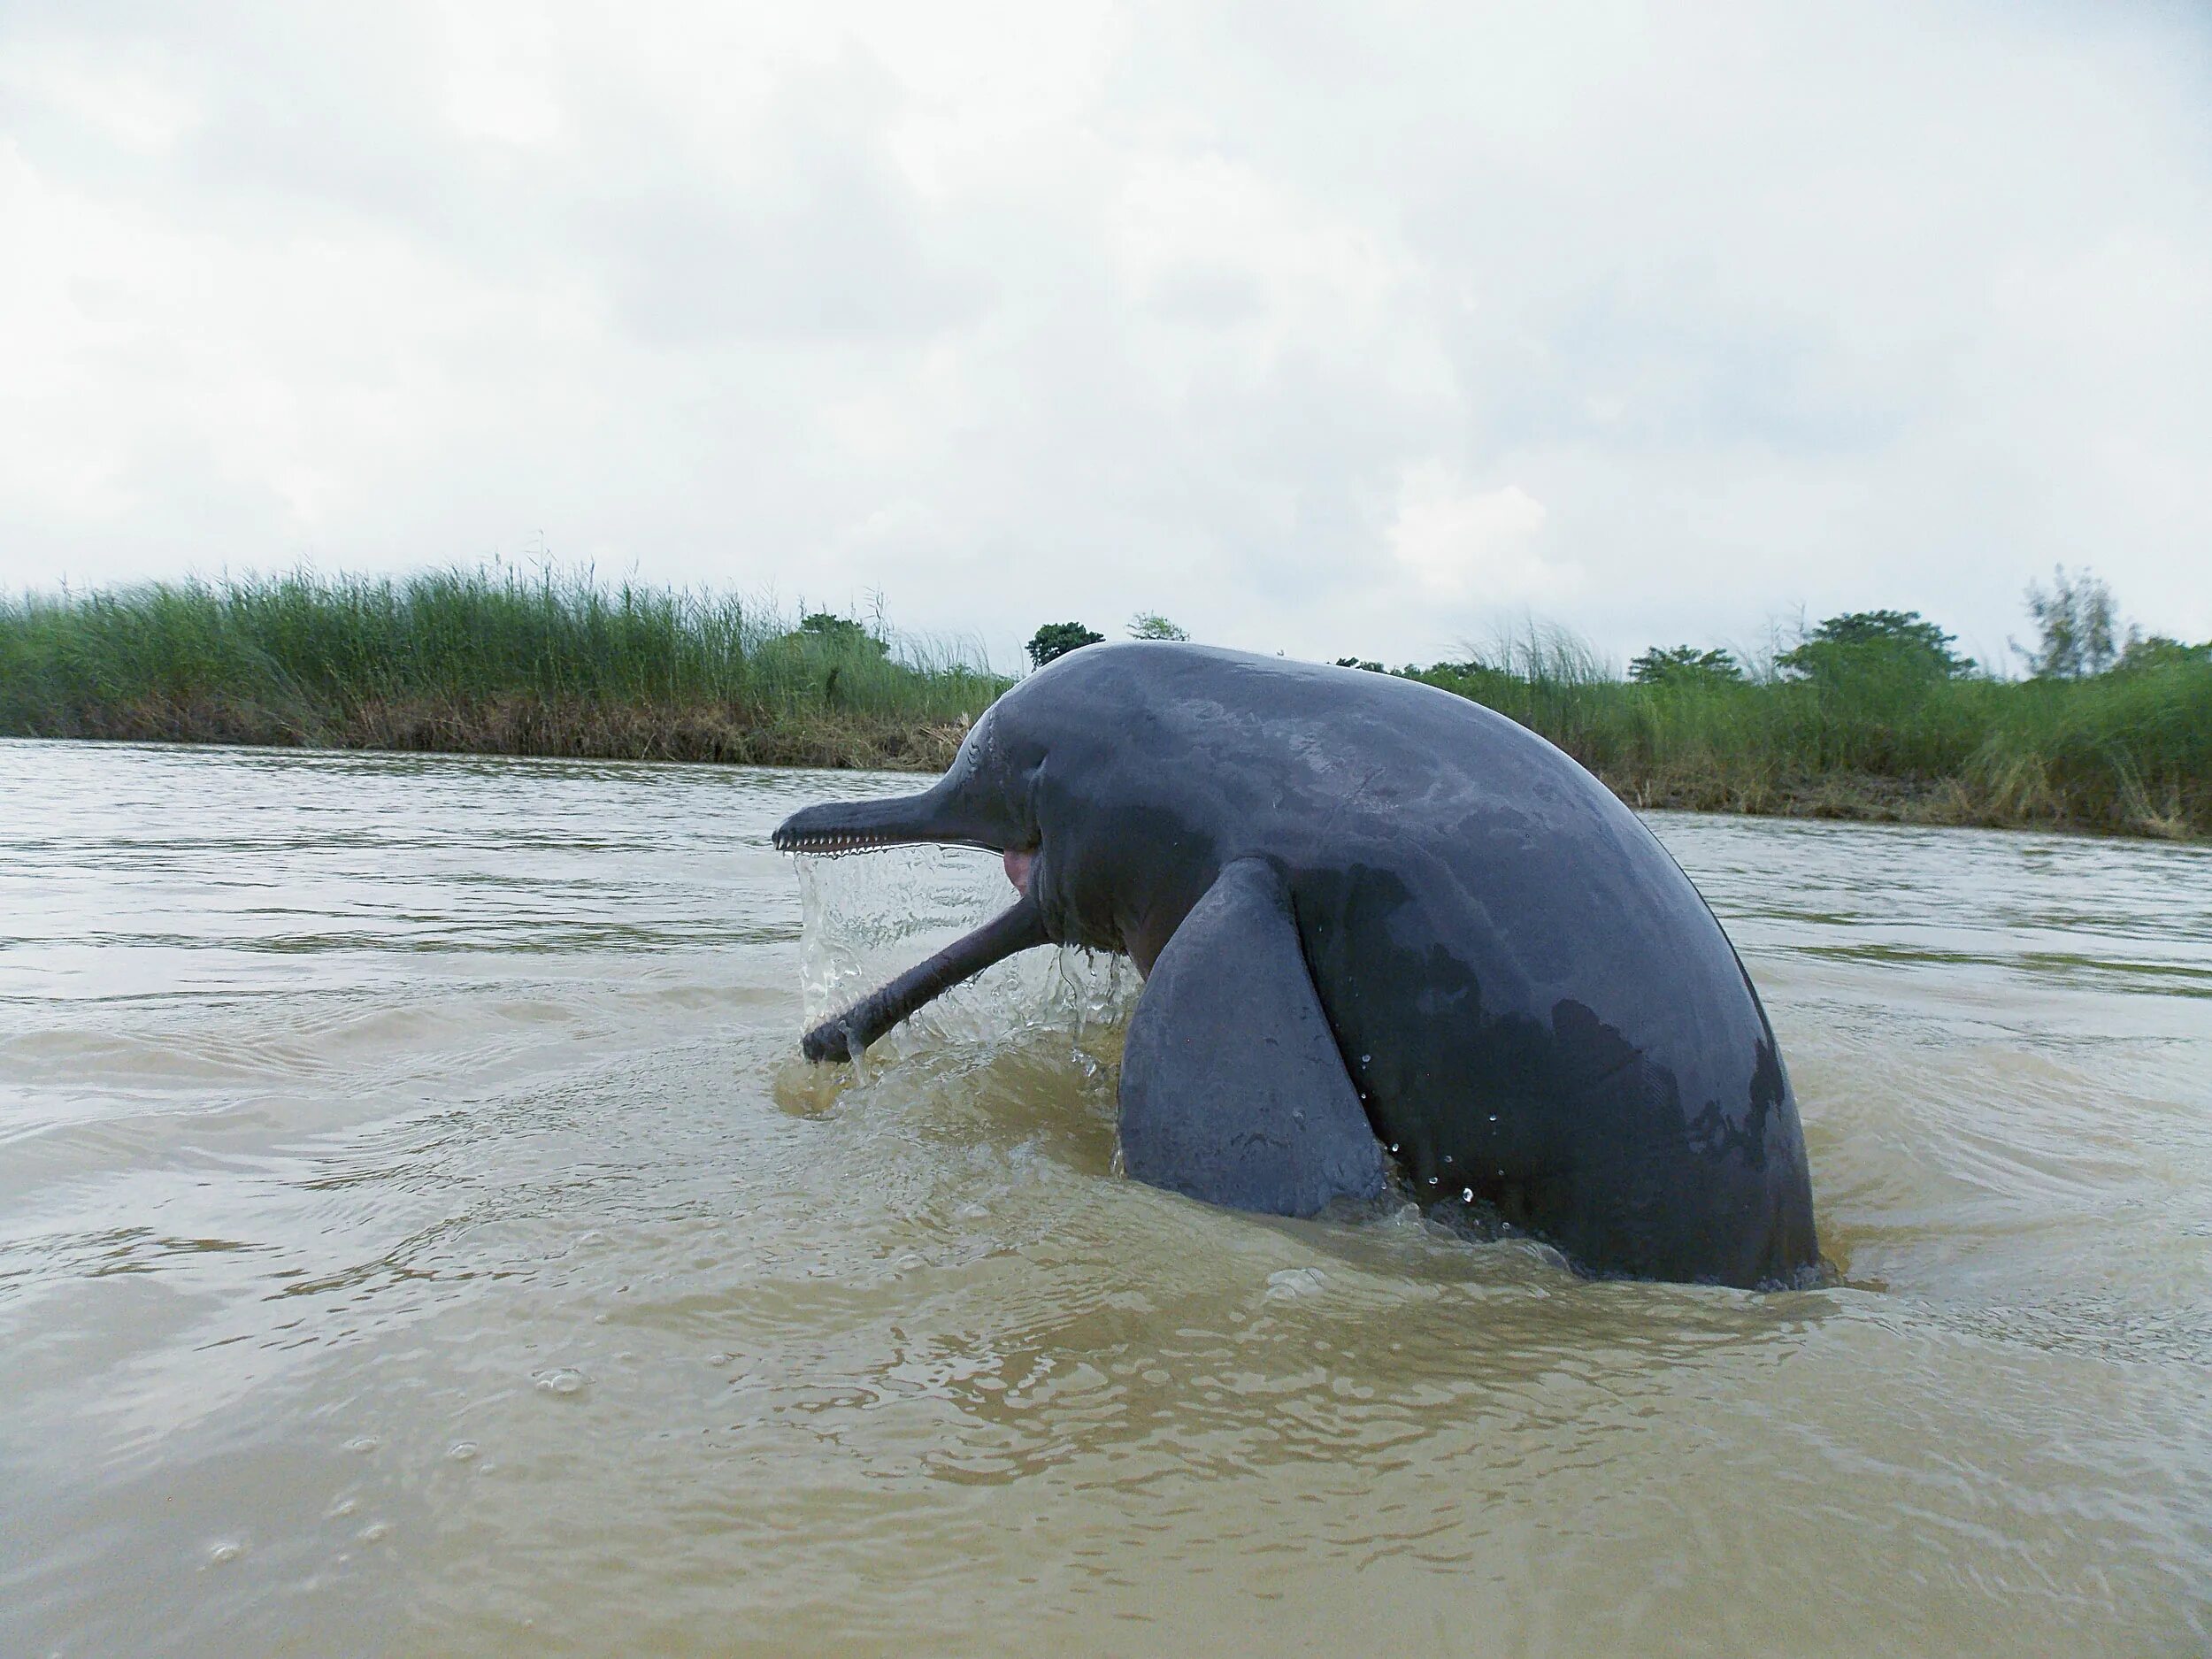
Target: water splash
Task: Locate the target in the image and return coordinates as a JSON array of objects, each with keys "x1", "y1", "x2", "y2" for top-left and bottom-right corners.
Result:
[{"x1": 795, "y1": 847, "x2": 1136, "y2": 1066}]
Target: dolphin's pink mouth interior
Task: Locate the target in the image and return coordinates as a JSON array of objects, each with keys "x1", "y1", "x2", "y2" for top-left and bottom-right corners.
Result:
[{"x1": 1003, "y1": 847, "x2": 1034, "y2": 894}]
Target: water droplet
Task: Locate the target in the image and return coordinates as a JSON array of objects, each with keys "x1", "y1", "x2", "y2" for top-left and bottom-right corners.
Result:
[
  {"x1": 1462, "y1": 1187, "x2": 1474, "y2": 1202},
  {"x1": 1360, "y1": 1054, "x2": 1371, "y2": 1064},
  {"x1": 1264, "y1": 1267, "x2": 1327, "y2": 1301},
  {"x1": 446, "y1": 1441, "x2": 479, "y2": 1463},
  {"x1": 1488, "y1": 1114, "x2": 1497, "y2": 1124},
  {"x1": 534, "y1": 1367, "x2": 588, "y2": 1398},
  {"x1": 326, "y1": 1496, "x2": 358, "y2": 1519},
  {"x1": 707, "y1": 1353, "x2": 733, "y2": 1366},
  {"x1": 1425, "y1": 1176, "x2": 1438, "y2": 1186},
  {"x1": 360, "y1": 1522, "x2": 391, "y2": 1542},
  {"x1": 1387, "y1": 1143, "x2": 1400, "y2": 1154},
  {"x1": 343, "y1": 1436, "x2": 379, "y2": 1455},
  {"x1": 207, "y1": 1540, "x2": 245, "y2": 1565}
]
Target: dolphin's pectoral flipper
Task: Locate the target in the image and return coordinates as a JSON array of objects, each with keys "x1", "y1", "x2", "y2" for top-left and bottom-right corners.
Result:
[{"x1": 1118, "y1": 856, "x2": 1387, "y2": 1217}]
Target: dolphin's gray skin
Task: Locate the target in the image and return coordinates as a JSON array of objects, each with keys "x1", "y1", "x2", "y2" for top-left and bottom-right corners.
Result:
[{"x1": 774, "y1": 642, "x2": 1819, "y2": 1288}]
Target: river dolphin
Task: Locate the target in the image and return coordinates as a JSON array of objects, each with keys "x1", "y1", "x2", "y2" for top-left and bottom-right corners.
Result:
[{"x1": 773, "y1": 642, "x2": 1820, "y2": 1287}]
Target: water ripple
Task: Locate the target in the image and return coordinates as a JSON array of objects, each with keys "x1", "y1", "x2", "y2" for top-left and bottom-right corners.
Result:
[{"x1": 0, "y1": 743, "x2": 2206, "y2": 1656}]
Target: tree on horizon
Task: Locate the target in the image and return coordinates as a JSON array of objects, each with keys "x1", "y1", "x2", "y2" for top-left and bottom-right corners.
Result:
[
  {"x1": 1026, "y1": 622, "x2": 1105, "y2": 669},
  {"x1": 1778, "y1": 610, "x2": 1973, "y2": 682},
  {"x1": 1628, "y1": 645, "x2": 1745, "y2": 686},
  {"x1": 2019, "y1": 565, "x2": 2121, "y2": 679}
]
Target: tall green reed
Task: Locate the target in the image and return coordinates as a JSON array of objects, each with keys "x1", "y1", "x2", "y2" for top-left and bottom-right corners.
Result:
[
  {"x1": 0, "y1": 565, "x2": 1007, "y2": 744},
  {"x1": 1403, "y1": 619, "x2": 2208, "y2": 835}
]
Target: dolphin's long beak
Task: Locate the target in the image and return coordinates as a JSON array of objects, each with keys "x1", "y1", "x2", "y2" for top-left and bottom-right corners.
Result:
[
  {"x1": 772, "y1": 788, "x2": 999, "y2": 856},
  {"x1": 773, "y1": 791, "x2": 1048, "y2": 1063}
]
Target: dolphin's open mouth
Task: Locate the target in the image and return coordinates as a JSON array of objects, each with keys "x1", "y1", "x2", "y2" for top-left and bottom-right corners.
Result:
[{"x1": 773, "y1": 794, "x2": 1047, "y2": 1063}]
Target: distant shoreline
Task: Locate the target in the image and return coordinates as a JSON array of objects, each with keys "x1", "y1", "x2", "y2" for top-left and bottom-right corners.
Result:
[
  {"x1": 4, "y1": 567, "x2": 2204, "y2": 841},
  {"x1": 8, "y1": 714, "x2": 2200, "y2": 843},
  {"x1": 4, "y1": 696, "x2": 976, "y2": 776}
]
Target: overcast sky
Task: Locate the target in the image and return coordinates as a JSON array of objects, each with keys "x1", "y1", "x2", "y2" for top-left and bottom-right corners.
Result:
[{"x1": 4, "y1": 2, "x2": 2208, "y2": 672}]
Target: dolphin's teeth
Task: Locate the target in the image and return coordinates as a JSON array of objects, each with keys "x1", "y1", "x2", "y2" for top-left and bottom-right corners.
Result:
[{"x1": 776, "y1": 826, "x2": 910, "y2": 856}]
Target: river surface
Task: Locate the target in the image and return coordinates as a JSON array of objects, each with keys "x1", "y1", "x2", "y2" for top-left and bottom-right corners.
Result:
[{"x1": 3, "y1": 740, "x2": 2208, "y2": 1657}]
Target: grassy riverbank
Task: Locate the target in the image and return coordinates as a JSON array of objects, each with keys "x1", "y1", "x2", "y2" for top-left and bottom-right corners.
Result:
[
  {"x1": 3, "y1": 570, "x2": 2205, "y2": 837},
  {"x1": 0, "y1": 568, "x2": 1006, "y2": 772},
  {"x1": 1406, "y1": 632, "x2": 2210, "y2": 840}
]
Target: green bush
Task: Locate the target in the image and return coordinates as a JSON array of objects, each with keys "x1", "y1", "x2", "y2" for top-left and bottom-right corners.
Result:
[
  {"x1": 1025, "y1": 622, "x2": 1104, "y2": 669},
  {"x1": 1628, "y1": 645, "x2": 1744, "y2": 685}
]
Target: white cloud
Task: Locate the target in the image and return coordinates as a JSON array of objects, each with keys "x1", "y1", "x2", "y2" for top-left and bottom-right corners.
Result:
[
  {"x1": 1389, "y1": 467, "x2": 1567, "y2": 603},
  {"x1": 0, "y1": 1, "x2": 2208, "y2": 671},
  {"x1": 0, "y1": 44, "x2": 201, "y2": 154}
]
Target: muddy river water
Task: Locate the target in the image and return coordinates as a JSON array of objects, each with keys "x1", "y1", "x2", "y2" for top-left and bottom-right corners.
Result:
[{"x1": 3, "y1": 740, "x2": 2208, "y2": 1656}]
